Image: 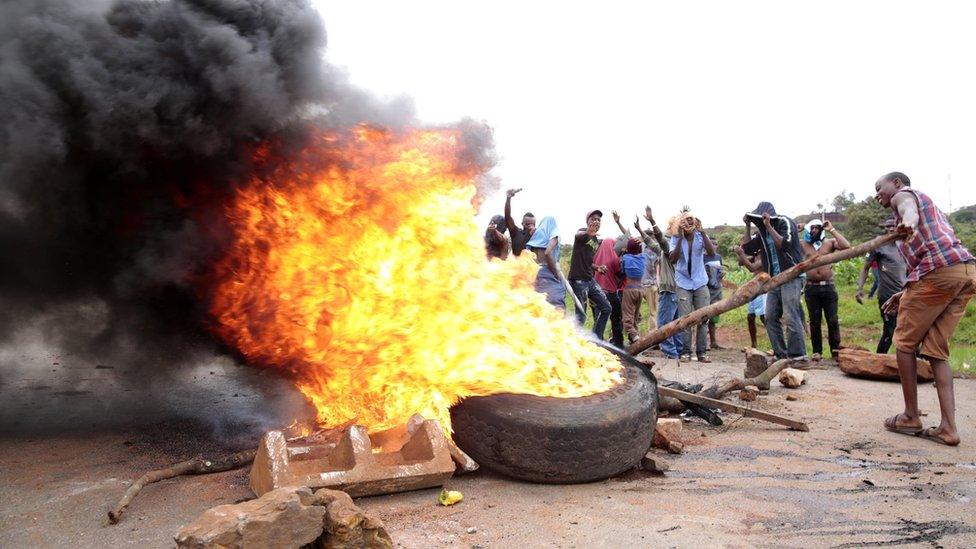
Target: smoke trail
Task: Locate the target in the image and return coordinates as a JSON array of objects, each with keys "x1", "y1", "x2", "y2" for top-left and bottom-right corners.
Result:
[{"x1": 0, "y1": 0, "x2": 494, "y2": 431}]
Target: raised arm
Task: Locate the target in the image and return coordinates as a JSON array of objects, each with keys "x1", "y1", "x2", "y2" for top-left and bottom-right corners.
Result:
[
  {"x1": 612, "y1": 210, "x2": 630, "y2": 236},
  {"x1": 634, "y1": 217, "x2": 648, "y2": 239},
  {"x1": 504, "y1": 188, "x2": 521, "y2": 236},
  {"x1": 823, "y1": 220, "x2": 851, "y2": 251},
  {"x1": 645, "y1": 206, "x2": 670, "y2": 254}
]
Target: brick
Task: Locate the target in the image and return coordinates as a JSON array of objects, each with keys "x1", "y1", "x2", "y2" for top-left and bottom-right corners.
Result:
[{"x1": 652, "y1": 418, "x2": 682, "y2": 451}]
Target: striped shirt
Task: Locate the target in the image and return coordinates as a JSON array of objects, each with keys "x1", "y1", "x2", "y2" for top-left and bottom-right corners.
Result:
[{"x1": 895, "y1": 188, "x2": 973, "y2": 283}]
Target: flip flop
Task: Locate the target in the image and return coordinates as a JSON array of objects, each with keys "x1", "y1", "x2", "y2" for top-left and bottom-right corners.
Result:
[
  {"x1": 914, "y1": 427, "x2": 960, "y2": 447},
  {"x1": 884, "y1": 413, "x2": 922, "y2": 435}
]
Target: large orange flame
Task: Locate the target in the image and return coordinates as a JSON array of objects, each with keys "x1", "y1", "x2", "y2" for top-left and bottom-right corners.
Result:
[{"x1": 208, "y1": 126, "x2": 621, "y2": 432}]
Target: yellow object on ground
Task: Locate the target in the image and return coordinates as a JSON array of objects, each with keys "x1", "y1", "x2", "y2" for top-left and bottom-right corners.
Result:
[{"x1": 438, "y1": 489, "x2": 463, "y2": 506}]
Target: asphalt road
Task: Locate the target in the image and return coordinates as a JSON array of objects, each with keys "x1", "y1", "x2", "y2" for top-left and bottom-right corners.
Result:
[{"x1": 1, "y1": 346, "x2": 974, "y2": 547}]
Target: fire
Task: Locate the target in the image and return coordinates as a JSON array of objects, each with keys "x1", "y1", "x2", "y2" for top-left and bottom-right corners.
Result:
[{"x1": 208, "y1": 125, "x2": 621, "y2": 432}]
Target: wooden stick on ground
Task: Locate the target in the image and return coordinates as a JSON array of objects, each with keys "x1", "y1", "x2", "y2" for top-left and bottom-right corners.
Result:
[
  {"x1": 701, "y1": 358, "x2": 795, "y2": 398},
  {"x1": 108, "y1": 449, "x2": 256, "y2": 524},
  {"x1": 626, "y1": 231, "x2": 902, "y2": 356},
  {"x1": 658, "y1": 386, "x2": 809, "y2": 431}
]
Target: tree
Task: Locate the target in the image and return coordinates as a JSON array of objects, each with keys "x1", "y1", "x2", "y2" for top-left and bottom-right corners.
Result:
[
  {"x1": 831, "y1": 190, "x2": 856, "y2": 213},
  {"x1": 716, "y1": 231, "x2": 741, "y2": 259},
  {"x1": 844, "y1": 197, "x2": 889, "y2": 243}
]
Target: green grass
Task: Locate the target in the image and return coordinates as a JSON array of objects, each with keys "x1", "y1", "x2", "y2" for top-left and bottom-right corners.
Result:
[{"x1": 560, "y1": 255, "x2": 976, "y2": 376}]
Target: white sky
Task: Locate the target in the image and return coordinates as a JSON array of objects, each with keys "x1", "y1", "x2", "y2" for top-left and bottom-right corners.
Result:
[{"x1": 313, "y1": 1, "x2": 976, "y2": 236}]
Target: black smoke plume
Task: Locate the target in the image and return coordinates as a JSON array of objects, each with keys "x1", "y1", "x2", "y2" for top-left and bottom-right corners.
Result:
[{"x1": 0, "y1": 0, "x2": 495, "y2": 432}]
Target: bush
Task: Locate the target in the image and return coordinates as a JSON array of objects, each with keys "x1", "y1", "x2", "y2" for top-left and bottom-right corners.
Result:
[
  {"x1": 832, "y1": 258, "x2": 863, "y2": 286},
  {"x1": 844, "y1": 197, "x2": 889, "y2": 243}
]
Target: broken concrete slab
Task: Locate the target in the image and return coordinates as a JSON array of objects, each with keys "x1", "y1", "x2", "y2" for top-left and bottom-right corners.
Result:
[
  {"x1": 836, "y1": 349, "x2": 934, "y2": 382},
  {"x1": 444, "y1": 435, "x2": 479, "y2": 474},
  {"x1": 249, "y1": 415, "x2": 455, "y2": 498},
  {"x1": 175, "y1": 487, "x2": 325, "y2": 549},
  {"x1": 175, "y1": 487, "x2": 393, "y2": 549},
  {"x1": 652, "y1": 418, "x2": 682, "y2": 452},
  {"x1": 312, "y1": 489, "x2": 394, "y2": 549}
]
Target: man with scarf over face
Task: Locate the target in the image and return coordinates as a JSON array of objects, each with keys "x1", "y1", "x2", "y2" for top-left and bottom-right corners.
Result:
[
  {"x1": 799, "y1": 218, "x2": 851, "y2": 358},
  {"x1": 740, "y1": 202, "x2": 807, "y2": 359}
]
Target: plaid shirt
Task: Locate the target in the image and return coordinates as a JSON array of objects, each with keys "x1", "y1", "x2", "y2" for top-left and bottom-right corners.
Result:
[{"x1": 896, "y1": 188, "x2": 973, "y2": 283}]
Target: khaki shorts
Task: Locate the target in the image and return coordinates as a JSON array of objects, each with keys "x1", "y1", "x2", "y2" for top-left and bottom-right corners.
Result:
[{"x1": 894, "y1": 262, "x2": 976, "y2": 360}]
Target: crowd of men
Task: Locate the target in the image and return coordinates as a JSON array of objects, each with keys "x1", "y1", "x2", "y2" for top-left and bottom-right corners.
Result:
[{"x1": 485, "y1": 173, "x2": 974, "y2": 447}]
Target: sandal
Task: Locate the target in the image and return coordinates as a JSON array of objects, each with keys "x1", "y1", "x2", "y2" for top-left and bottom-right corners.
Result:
[
  {"x1": 883, "y1": 413, "x2": 922, "y2": 435},
  {"x1": 915, "y1": 427, "x2": 960, "y2": 446}
]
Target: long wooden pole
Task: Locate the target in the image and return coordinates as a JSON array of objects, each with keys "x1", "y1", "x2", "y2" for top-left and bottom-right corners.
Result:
[
  {"x1": 658, "y1": 386, "x2": 809, "y2": 431},
  {"x1": 626, "y1": 231, "x2": 902, "y2": 356}
]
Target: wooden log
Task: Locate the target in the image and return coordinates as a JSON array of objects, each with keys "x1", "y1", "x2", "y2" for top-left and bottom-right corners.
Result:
[
  {"x1": 627, "y1": 274, "x2": 769, "y2": 356},
  {"x1": 836, "y1": 348, "x2": 934, "y2": 381},
  {"x1": 627, "y1": 231, "x2": 902, "y2": 356},
  {"x1": 705, "y1": 358, "x2": 795, "y2": 397},
  {"x1": 657, "y1": 386, "x2": 809, "y2": 431},
  {"x1": 108, "y1": 449, "x2": 256, "y2": 524}
]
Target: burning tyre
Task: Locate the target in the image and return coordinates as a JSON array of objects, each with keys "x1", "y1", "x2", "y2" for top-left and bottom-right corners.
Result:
[{"x1": 450, "y1": 343, "x2": 658, "y2": 483}]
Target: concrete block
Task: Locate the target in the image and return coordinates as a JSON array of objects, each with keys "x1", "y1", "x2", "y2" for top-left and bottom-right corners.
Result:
[{"x1": 250, "y1": 414, "x2": 455, "y2": 498}]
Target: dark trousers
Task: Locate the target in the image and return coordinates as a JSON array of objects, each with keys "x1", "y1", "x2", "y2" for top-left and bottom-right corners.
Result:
[
  {"x1": 605, "y1": 290, "x2": 624, "y2": 347},
  {"x1": 877, "y1": 299, "x2": 898, "y2": 354},
  {"x1": 804, "y1": 283, "x2": 841, "y2": 356},
  {"x1": 570, "y1": 279, "x2": 612, "y2": 337}
]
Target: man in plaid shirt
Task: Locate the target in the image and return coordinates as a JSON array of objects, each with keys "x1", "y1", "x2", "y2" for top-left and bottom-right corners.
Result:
[{"x1": 875, "y1": 172, "x2": 974, "y2": 446}]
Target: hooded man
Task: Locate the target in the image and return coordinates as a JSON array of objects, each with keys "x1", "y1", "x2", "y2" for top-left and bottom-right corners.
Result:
[
  {"x1": 799, "y1": 217, "x2": 851, "y2": 359},
  {"x1": 484, "y1": 214, "x2": 510, "y2": 259},
  {"x1": 740, "y1": 202, "x2": 807, "y2": 359},
  {"x1": 525, "y1": 216, "x2": 565, "y2": 309}
]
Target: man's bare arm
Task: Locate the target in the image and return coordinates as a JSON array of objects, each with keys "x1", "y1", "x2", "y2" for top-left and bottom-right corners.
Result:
[
  {"x1": 645, "y1": 207, "x2": 670, "y2": 254},
  {"x1": 612, "y1": 210, "x2": 630, "y2": 236},
  {"x1": 504, "y1": 188, "x2": 520, "y2": 236},
  {"x1": 544, "y1": 237, "x2": 561, "y2": 278},
  {"x1": 855, "y1": 260, "x2": 871, "y2": 299},
  {"x1": 825, "y1": 221, "x2": 851, "y2": 251},
  {"x1": 891, "y1": 192, "x2": 919, "y2": 234},
  {"x1": 701, "y1": 230, "x2": 715, "y2": 256},
  {"x1": 733, "y1": 245, "x2": 757, "y2": 271}
]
